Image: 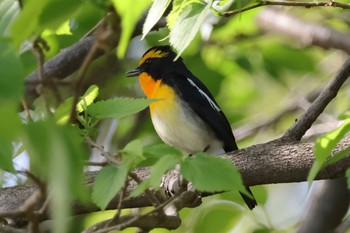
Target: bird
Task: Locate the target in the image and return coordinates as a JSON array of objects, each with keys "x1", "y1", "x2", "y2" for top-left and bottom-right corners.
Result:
[{"x1": 126, "y1": 45, "x2": 257, "y2": 210}]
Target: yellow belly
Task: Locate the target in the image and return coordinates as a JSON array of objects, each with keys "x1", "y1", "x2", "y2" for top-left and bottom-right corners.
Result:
[{"x1": 150, "y1": 83, "x2": 222, "y2": 154}]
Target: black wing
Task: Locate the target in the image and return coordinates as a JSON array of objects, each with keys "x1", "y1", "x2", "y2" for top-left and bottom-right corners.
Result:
[
  {"x1": 165, "y1": 71, "x2": 257, "y2": 209},
  {"x1": 164, "y1": 71, "x2": 238, "y2": 152}
]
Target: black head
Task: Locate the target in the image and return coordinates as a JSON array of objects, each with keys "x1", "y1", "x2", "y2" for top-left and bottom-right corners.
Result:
[{"x1": 126, "y1": 45, "x2": 183, "y2": 79}]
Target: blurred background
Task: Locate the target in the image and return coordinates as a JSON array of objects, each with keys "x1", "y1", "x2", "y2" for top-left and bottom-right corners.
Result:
[{"x1": 1, "y1": 0, "x2": 350, "y2": 232}]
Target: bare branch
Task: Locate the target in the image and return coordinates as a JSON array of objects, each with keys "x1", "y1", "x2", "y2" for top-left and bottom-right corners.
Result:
[
  {"x1": 223, "y1": 0, "x2": 350, "y2": 17},
  {"x1": 256, "y1": 7, "x2": 350, "y2": 53},
  {"x1": 297, "y1": 178, "x2": 349, "y2": 233},
  {"x1": 283, "y1": 56, "x2": 350, "y2": 140}
]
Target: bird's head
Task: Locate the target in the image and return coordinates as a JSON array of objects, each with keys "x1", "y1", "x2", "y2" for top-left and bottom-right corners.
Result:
[{"x1": 126, "y1": 45, "x2": 182, "y2": 80}]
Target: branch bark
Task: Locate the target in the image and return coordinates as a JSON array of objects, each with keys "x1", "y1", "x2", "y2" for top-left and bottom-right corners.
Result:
[
  {"x1": 24, "y1": 14, "x2": 167, "y2": 100},
  {"x1": 1, "y1": 136, "x2": 350, "y2": 225}
]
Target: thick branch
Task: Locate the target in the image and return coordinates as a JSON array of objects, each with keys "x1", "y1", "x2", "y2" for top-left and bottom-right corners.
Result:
[
  {"x1": 24, "y1": 36, "x2": 101, "y2": 98},
  {"x1": 1, "y1": 136, "x2": 350, "y2": 223},
  {"x1": 24, "y1": 14, "x2": 167, "y2": 99}
]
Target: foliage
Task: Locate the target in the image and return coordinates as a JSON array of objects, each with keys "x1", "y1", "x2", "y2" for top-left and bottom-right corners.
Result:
[
  {"x1": 1, "y1": 0, "x2": 350, "y2": 232},
  {"x1": 308, "y1": 119, "x2": 350, "y2": 186},
  {"x1": 92, "y1": 164, "x2": 128, "y2": 210}
]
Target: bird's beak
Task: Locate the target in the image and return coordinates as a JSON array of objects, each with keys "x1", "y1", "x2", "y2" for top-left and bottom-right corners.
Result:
[{"x1": 126, "y1": 67, "x2": 141, "y2": 77}]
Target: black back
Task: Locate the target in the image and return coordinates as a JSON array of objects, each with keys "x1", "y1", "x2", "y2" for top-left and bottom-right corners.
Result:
[{"x1": 163, "y1": 70, "x2": 238, "y2": 152}]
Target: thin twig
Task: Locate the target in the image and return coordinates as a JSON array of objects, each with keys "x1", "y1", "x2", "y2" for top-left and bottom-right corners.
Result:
[
  {"x1": 223, "y1": 0, "x2": 350, "y2": 17},
  {"x1": 107, "y1": 179, "x2": 128, "y2": 226},
  {"x1": 32, "y1": 38, "x2": 51, "y2": 114},
  {"x1": 16, "y1": 170, "x2": 46, "y2": 197},
  {"x1": 87, "y1": 137, "x2": 162, "y2": 208},
  {"x1": 0, "y1": 210, "x2": 26, "y2": 219},
  {"x1": 283, "y1": 56, "x2": 350, "y2": 141},
  {"x1": 0, "y1": 225, "x2": 25, "y2": 233},
  {"x1": 90, "y1": 190, "x2": 186, "y2": 233},
  {"x1": 21, "y1": 98, "x2": 32, "y2": 120},
  {"x1": 69, "y1": 40, "x2": 103, "y2": 122},
  {"x1": 129, "y1": 172, "x2": 161, "y2": 207},
  {"x1": 85, "y1": 161, "x2": 109, "y2": 167},
  {"x1": 86, "y1": 137, "x2": 121, "y2": 165}
]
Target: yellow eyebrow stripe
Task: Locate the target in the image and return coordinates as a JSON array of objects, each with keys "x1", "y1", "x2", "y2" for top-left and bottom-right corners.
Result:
[{"x1": 139, "y1": 49, "x2": 169, "y2": 66}]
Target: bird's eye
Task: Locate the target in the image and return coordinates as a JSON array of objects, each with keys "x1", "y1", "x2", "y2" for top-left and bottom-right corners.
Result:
[{"x1": 144, "y1": 59, "x2": 151, "y2": 65}]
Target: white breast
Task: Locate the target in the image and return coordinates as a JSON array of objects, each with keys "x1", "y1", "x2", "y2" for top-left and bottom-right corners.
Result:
[{"x1": 151, "y1": 97, "x2": 224, "y2": 155}]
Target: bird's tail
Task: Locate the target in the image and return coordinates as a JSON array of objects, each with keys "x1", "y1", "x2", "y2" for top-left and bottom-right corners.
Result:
[{"x1": 239, "y1": 186, "x2": 257, "y2": 210}]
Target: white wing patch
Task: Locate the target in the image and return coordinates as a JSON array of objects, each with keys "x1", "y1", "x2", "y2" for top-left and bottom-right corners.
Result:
[{"x1": 187, "y1": 78, "x2": 222, "y2": 112}]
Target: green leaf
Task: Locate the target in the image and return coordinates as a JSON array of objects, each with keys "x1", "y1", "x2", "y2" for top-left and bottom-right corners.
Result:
[
  {"x1": 92, "y1": 164, "x2": 128, "y2": 210},
  {"x1": 0, "y1": 139, "x2": 15, "y2": 173},
  {"x1": 42, "y1": 20, "x2": 72, "y2": 36},
  {"x1": 54, "y1": 97, "x2": 74, "y2": 124},
  {"x1": 123, "y1": 139, "x2": 143, "y2": 156},
  {"x1": 169, "y1": 1, "x2": 212, "y2": 57},
  {"x1": 54, "y1": 85, "x2": 99, "y2": 124},
  {"x1": 339, "y1": 111, "x2": 350, "y2": 120},
  {"x1": 0, "y1": 101, "x2": 21, "y2": 173},
  {"x1": 121, "y1": 139, "x2": 144, "y2": 169},
  {"x1": 180, "y1": 153, "x2": 246, "y2": 193},
  {"x1": 167, "y1": 0, "x2": 194, "y2": 29},
  {"x1": 130, "y1": 179, "x2": 151, "y2": 197},
  {"x1": 111, "y1": 0, "x2": 151, "y2": 58},
  {"x1": 308, "y1": 119, "x2": 350, "y2": 185},
  {"x1": 0, "y1": 0, "x2": 19, "y2": 36},
  {"x1": 23, "y1": 120, "x2": 88, "y2": 233},
  {"x1": 0, "y1": 101, "x2": 22, "y2": 139},
  {"x1": 130, "y1": 153, "x2": 181, "y2": 197},
  {"x1": 0, "y1": 38, "x2": 24, "y2": 101},
  {"x1": 325, "y1": 145, "x2": 350, "y2": 166},
  {"x1": 218, "y1": 0, "x2": 232, "y2": 7},
  {"x1": 87, "y1": 97, "x2": 156, "y2": 119},
  {"x1": 140, "y1": 143, "x2": 182, "y2": 167},
  {"x1": 142, "y1": 0, "x2": 172, "y2": 39},
  {"x1": 149, "y1": 154, "x2": 181, "y2": 187},
  {"x1": 192, "y1": 201, "x2": 242, "y2": 233},
  {"x1": 77, "y1": 85, "x2": 99, "y2": 113},
  {"x1": 11, "y1": 0, "x2": 81, "y2": 47}
]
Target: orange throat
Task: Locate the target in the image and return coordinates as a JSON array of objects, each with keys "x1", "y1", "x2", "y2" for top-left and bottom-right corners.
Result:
[
  {"x1": 138, "y1": 72, "x2": 176, "y2": 114},
  {"x1": 139, "y1": 73, "x2": 160, "y2": 98}
]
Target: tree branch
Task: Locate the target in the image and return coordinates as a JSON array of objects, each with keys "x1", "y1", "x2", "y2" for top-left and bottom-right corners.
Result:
[
  {"x1": 24, "y1": 14, "x2": 167, "y2": 100},
  {"x1": 297, "y1": 178, "x2": 350, "y2": 233},
  {"x1": 223, "y1": 0, "x2": 350, "y2": 17},
  {"x1": 256, "y1": 7, "x2": 350, "y2": 53},
  {"x1": 24, "y1": 36, "x2": 100, "y2": 99},
  {"x1": 283, "y1": 56, "x2": 350, "y2": 140},
  {"x1": 1, "y1": 135, "x2": 350, "y2": 225}
]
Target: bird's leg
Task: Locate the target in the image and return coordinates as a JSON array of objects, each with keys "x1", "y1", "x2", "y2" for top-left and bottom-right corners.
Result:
[{"x1": 203, "y1": 145, "x2": 210, "y2": 153}]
